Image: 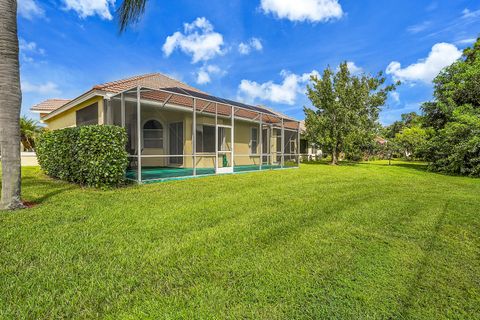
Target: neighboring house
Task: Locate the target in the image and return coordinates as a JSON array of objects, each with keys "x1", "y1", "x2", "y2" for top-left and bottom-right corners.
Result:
[
  {"x1": 299, "y1": 121, "x2": 322, "y2": 161},
  {"x1": 31, "y1": 73, "x2": 301, "y2": 182}
]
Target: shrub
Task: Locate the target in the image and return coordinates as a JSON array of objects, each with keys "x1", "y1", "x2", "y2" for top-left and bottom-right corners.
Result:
[{"x1": 36, "y1": 125, "x2": 128, "y2": 187}]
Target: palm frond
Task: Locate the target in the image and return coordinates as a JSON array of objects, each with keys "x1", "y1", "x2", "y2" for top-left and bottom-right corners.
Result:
[{"x1": 117, "y1": 0, "x2": 148, "y2": 33}]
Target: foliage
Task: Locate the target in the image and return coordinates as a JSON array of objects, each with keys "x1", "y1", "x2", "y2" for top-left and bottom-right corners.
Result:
[
  {"x1": 19, "y1": 116, "x2": 43, "y2": 151},
  {"x1": 304, "y1": 61, "x2": 397, "y2": 164},
  {"x1": 425, "y1": 106, "x2": 480, "y2": 176},
  {"x1": 36, "y1": 125, "x2": 128, "y2": 187},
  {"x1": 118, "y1": 0, "x2": 148, "y2": 32},
  {"x1": 394, "y1": 126, "x2": 427, "y2": 159},
  {"x1": 421, "y1": 37, "x2": 480, "y2": 176},
  {"x1": 382, "y1": 112, "x2": 424, "y2": 139}
]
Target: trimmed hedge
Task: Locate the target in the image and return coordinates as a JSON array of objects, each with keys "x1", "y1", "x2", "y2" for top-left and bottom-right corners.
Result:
[{"x1": 36, "y1": 125, "x2": 129, "y2": 187}]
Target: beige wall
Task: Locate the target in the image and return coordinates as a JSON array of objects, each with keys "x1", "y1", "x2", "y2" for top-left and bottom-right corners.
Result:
[
  {"x1": 136, "y1": 105, "x2": 296, "y2": 169},
  {"x1": 43, "y1": 96, "x2": 104, "y2": 130},
  {"x1": 43, "y1": 97, "x2": 297, "y2": 170}
]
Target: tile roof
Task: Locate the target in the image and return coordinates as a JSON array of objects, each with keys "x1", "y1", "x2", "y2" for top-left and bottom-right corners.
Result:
[
  {"x1": 31, "y1": 99, "x2": 71, "y2": 112},
  {"x1": 31, "y1": 73, "x2": 205, "y2": 115},
  {"x1": 93, "y1": 73, "x2": 206, "y2": 94},
  {"x1": 31, "y1": 73, "x2": 299, "y2": 127}
]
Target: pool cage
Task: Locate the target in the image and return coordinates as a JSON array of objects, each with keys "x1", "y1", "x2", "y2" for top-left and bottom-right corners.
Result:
[{"x1": 104, "y1": 86, "x2": 300, "y2": 183}]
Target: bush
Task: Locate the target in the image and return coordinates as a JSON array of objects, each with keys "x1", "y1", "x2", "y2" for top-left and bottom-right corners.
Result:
[
  {"x1": 36, "y1": 125, "x2": 129, "y2": 187},
  {"x1": 424, "y1": 106, "x2": 480, "y2": 177}
]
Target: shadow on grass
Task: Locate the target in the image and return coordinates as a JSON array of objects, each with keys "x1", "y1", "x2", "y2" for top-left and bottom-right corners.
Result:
[
  {"x1": 301, "y1": 160, "x2": 359, "y2": 166},
  {"x1": 21, "y1": 175, "x2": 77, "y2": 205},
  {"x1": 357, "y1": 161, "x2": 429, "y2": 172},
  {"x1": 396, "y1": 201, "x2": 448, "y2": 318}
]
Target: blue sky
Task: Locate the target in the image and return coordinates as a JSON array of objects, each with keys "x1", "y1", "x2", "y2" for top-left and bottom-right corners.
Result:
[{"x1": 18, "y1": 0, "x2": 480, "y2": 124}]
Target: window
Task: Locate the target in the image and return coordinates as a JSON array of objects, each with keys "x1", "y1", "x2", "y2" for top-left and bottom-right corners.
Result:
[
  {"x1": 196, "y1": 125, "x2": 215, "y2": 152},
  {"x1": 143, "y1": 120, "x2": 163, "y2": 148},
  {"x1": 250, "y1": 127, "x2": 258, "y2": 154},
  {"x1": 76, "y1": 103, "x2": 98, "y2": 126}
]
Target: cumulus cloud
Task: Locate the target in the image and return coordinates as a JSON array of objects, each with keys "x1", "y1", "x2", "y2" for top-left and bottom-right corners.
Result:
[
  {"x1": 18, "y1": 0, "x2": 44, "y2": 19},
  {"x1": 238, "y1": 70, "x2": 319, "y2": 105},
  {"x1": 260, "y1": 0, "x2": 343, "y2": 23},
  {"x1": 22, "y1": 81, "x2": 60, "y2": 95},
  {"x1": 196, "y1": 65, "x2": 225, "y2": 85},
  {"x1": 163, "y1": 17, "x2": 225, "y2": 63},
  {"x1": 238, "y1": 38, "x2": 263, "y2": 55},
  {"x1": 386, "y1": 43, "x2": 462, "y2": 83},
  {"x1": 346, "y1": 61, "x2": 362, "y2": 74},
  {"x1": 62, "y1": 0, "x2": 115, "y2": 20}
]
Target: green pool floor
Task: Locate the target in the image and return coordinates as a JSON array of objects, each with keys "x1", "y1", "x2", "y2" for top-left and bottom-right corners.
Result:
[{"x1": 126, "y1": 164, "x2": 287, "y2": 181}]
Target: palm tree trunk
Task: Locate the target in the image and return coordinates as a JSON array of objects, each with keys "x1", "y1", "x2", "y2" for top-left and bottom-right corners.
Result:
[{"x1": 0, "y1": 0, "x2": 24, "y2": 210}]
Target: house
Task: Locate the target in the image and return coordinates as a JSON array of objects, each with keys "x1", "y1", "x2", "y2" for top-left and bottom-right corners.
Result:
[
  {"x1": 299, "y1": 121, "x2": 322, "y2": 161},
  {"x1": 31, "y1": 73, "x2": 300, "y2": 182}
]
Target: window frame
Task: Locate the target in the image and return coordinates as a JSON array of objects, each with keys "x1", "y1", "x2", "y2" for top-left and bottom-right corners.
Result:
[{"x1": 143, "y1": 119, "x2": 164, "y2": 149}]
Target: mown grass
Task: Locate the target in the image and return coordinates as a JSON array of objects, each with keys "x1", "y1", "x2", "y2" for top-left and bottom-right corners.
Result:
[{"x1": 1, "y1": 162, "x2": 479, "y2": 319}]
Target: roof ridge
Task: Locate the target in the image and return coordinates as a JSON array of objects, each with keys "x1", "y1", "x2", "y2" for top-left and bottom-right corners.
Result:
[
  {"x1": 160, "y1": 73, "x2": 196, "y2": 88},
  {"x1": 93, "y1": 73, "x2": 159, "y2": 90}
]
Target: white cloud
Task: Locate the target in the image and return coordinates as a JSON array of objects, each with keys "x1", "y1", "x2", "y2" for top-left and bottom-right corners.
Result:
[
  {"x1": 346, "y1": 61, "x2": 362, "y2": 74},
  {"x1": 386, "y1": 43, "x2": 462, "y2": 83},
  {"x1": 238, "y1": 70, "x2": 319, "y2": 105},
  {"x1": 19, "y1": 38, "x2": 45, "y2": 55},
  {"x1": 62, "y1": 0, "x2": 115, "y2": 20},
  {"x1": 163, "y1": 17, "x2": 225, "y2": 63},
  {"x1": 19, "y1": 38, "x2": 45, "y2": 63},
  {"x1": 462, "y1": 8, "x2": 480, "y2": 19},
  {"x1": 456, "y1": 38, "x2": 476, "y2": 45},
  {"x1": 336, "y1": 61, "x2": 362, "y2": 74},
  {"x1": 22, "y1": 81, "x2": 60, "y2": 95},
  {"x1": 238, "y1": 38, "x2": 263, "y2": 55},
  {"x1": 18, "y1": 0, "x2": 44, "y2": 19},
  {"x1": 391, "y1": 92, "x2": 400, "y2": 103},
  {"x1": 195, "y1": 65, "x2": 225, "y2": 85},
  {"x1": 260, "y1": 0, "x2": 343, "y2": 23},
  {"x1": 407, "y1": 21, "x2": 431, "y2": 34}
]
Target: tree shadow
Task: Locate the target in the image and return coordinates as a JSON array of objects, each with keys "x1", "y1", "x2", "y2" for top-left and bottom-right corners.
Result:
[
  {"x1": 301, "y1": 160, "x2": 360, "y2": 166},
  {"x1": 20, "y1": 175, "x2": 77, "y2": 205},
  {"x1": 357, "y1": 161, "x2": 429, "y2": 172}
]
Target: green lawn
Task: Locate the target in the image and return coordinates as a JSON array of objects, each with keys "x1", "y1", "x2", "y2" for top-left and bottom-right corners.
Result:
[{"x1": 1, "y1": 162, "x2": 479, "y2": 319}]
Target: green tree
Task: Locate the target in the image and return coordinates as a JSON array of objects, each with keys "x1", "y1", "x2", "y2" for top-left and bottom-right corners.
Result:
[
  {"x1": 422, "y1": 37, "x2": 480, "y2": 176},
  {"x1": 395, "y1": 126, "x2": 427, "y2": 159},
  {"x1": 20, "y1": 116, "x2": 43, "y2": 151},
  {"x1": 304, "y1": 62, "x2": 397, "y2": 164}
]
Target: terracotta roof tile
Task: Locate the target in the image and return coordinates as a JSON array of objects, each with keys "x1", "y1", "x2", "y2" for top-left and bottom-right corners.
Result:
[
  {"x1": 31, "y1": 99, "x2": 71, "y2": 112},
  {"x1": 93, "y1": 73, "x2": 206, "y2": 94}
]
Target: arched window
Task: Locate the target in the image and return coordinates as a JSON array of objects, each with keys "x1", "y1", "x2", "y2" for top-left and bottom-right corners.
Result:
[{"x1": 143, "y1": 120, "x2": 163, "y2": 148}]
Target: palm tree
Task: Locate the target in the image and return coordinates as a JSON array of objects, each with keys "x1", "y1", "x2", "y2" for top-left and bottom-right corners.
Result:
[
  {"x1": 0, "y1": 0, "x2": 148, "y2": 210},
  {"x1": 117, "y1": 0, "x2": 148, "y2": 32},
  {"x1": 0, "y1": 0, "x2": 24, "y2": 210},
  {"x1": 20, "y1": 116, "x2": 43, "y2": 151}
]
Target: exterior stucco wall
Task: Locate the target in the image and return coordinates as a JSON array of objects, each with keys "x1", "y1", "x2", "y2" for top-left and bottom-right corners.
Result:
[
  {"x1": 43, "y1": 96, "x2": 104, "y2": 130},
  {"x1": 44, "y1": 98, "x2": 297, "y2": 170}
]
